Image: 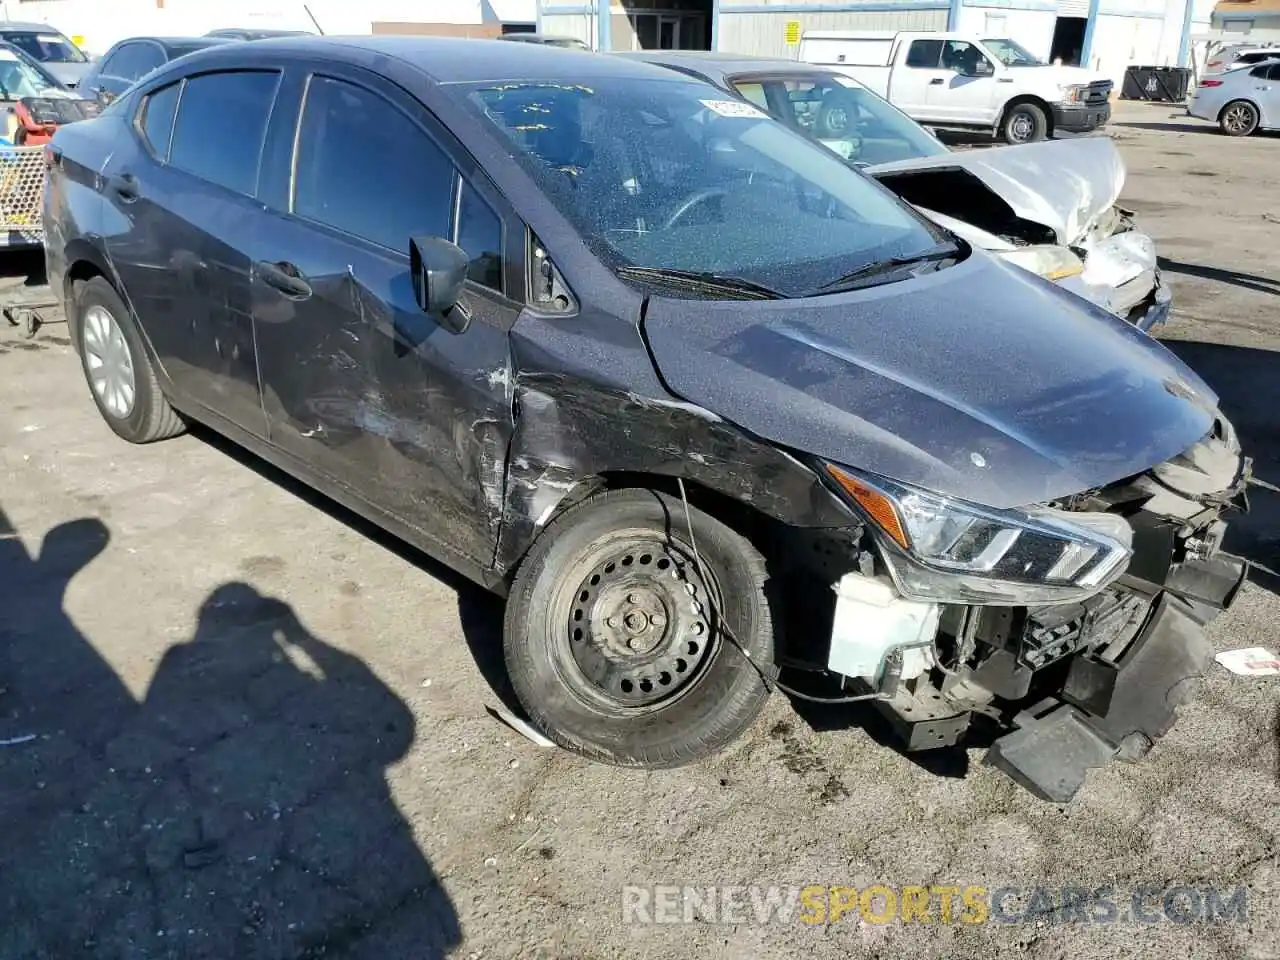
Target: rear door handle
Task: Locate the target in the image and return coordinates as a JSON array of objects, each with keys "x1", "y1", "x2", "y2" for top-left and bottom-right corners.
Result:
[
  {"x1": 256, "y1": 260, "x2": 312, "y2": 299},
  {"x1": 929, "y1": 78, "x2": 944, "y2": 85},
  {"x1": 109, "y1": 172, "x2": 138, "y2": 202}
]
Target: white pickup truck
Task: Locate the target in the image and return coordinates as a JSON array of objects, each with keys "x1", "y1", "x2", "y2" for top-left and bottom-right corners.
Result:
[{"x1": 800, "y1": 31, "x2": 1113, "y2": 143}]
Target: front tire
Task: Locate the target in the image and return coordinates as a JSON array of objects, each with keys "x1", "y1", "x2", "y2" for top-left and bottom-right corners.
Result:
[
  {"x1": 74, "y1": 276, "x2": 185, "y2": 443},
  {"x1": 1219, "y1": 100, "x2": 1259, "y2": 137},
  {"x1": 1002, "y1": 102, "x2": 1049, "y2": 144},
  {"x1": 504, "y1": 488, "x2": 775, "y2": 767}
]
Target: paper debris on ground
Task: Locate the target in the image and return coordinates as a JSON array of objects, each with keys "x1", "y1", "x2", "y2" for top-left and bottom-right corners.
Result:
[
  {"x1": 1214, "y1": 647, "x2": 1280, "y2": 677},
  {"x1": 485, "y1": 704, "x2": 555, "y2": 748}
]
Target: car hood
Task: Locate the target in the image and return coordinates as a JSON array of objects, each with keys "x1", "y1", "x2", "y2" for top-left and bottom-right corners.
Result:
[
  {"x1": 866, "y1": 136, "x2": 1126, "y2": 245},
  {"x1": 641, "y1": 253, "x2": 1219, "y2": 509},
  {"x1": 44, "y1": 61, "x2": 90, "y2": 87}
]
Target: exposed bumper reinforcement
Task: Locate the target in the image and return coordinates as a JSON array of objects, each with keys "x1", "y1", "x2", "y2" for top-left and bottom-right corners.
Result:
[{"x1": 984, "y1": 591, "x2": 1219, "y2": 802}]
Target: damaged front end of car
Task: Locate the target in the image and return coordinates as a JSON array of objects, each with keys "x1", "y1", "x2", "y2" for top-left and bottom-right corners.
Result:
[{"x1": 802, "y1": 419, "x2": 1250, "y2": 802}]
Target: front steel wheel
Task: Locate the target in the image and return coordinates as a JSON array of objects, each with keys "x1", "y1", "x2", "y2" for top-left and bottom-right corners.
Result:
[{"x1": 504, "y1": 488, "x2": 775, "y2": 767}]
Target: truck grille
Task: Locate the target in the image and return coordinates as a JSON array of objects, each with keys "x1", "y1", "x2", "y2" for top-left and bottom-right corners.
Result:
[{"x1": 1082, "y1": 81, "x2": 1113, "y2": 106}]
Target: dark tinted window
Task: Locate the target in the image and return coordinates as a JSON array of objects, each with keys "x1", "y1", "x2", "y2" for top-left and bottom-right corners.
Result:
[
  {"x1": 294, "y1": 76, "x2": 453, "y2": 252},
  {"x1": 104, "y1": 41, "x2": 165, "y2": 81},
  {"x1": 1239, "y1": 52, "x2": 1271, "y2": 64},
  {"x1": 906, "y1": 40, "x2": 943, "y2": 68},
  {"x1": 1250, "y1": 64, "x2": 1270, "y2": 77},
  {"x1": 455, "y1": 180, "x2": 503, "y2": 292},
  {"x1": 169, "y1": 71, "x2": 280, "y2": 196},
  {"x1": 1268, "y1": 63, "x2": 1280, "y2": 80},
  {"x1": 2, "y1": 31, "x2": 87, "y2": 63},
  {"x1": 139, "y1": 81, "x2": 180, "y2": 158}
]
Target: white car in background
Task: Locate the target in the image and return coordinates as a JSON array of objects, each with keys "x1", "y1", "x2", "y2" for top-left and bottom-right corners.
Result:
[
  {"x1": 1188, "y1": 57, "x2": 1280, "y2": 136},
  {"x1": 1201, "y1": 43, "x2": 1280, "y2": 77},
  {"x1": 624, "y1": 52, "x2": 1168, "y2": 332}
]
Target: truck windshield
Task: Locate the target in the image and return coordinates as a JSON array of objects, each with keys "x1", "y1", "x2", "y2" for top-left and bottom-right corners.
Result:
[
  {"x1": 1, "y1": 31, "x2": 86, "y2": 64},
  {"x1": 984, "y1": 39, "x2": 1045, "y2": 66},
  {"x1": 465, "y1": 77, "x2": 948, "y2": 298}
]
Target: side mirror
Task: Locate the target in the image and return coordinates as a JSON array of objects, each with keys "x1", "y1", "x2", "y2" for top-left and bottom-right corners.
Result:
[
  {"x1": 967, "y1": 60, "x2": 995, "y2": 78},
  {"x1": 410, "y1": 236, "x2": 470, "y2": 334}
]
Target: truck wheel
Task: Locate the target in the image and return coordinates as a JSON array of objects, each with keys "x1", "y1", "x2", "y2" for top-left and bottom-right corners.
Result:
[
  {"x1": 74, "y1": 276, "x2": 185, "y2": 443},
  {"x1": 504, "y1": 487, "x2": 775, "y2": 767},
  {"x1": 1219, "y1": 100, "x2": 1259, "y2": 137},
  {"x1": 1002, "y1": 102, "x2": 1048, "y2": 144}
]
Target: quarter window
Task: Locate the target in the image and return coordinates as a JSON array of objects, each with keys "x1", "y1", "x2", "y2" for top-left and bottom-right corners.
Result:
[
  {"x1": 169, "y1": 71, "x2": 280, "y2": 197},
  {"x1": 138, "y1": 81, "x2": 180, "y2": 158},
  {"x1": 105, "y1": 42, "x2": 165, "y2": 82},
  {"x1": 905, "y1": 40, "x2": 943, "y2": 68}
]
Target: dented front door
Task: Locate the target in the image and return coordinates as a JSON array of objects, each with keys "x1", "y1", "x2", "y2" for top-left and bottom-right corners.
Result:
[{"x1": 252, "y1": 214, "x2": 515, "y2": 567}]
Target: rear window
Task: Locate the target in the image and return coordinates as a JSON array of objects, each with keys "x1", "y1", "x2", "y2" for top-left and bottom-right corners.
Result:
[
  {"x1": 1, "y1": 31, "x2": 86, "y2": 63},
  {"x1": 169, "y1": 70, "x2": 281, "y2": 197}
]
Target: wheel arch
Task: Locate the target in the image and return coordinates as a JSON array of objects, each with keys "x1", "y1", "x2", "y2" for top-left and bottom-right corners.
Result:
[
  {"x1": 998, "y1": 94, "x2": 1054, "y2": 137},
  {"x1": 1217, "y1": 96, "x2": 1261, "y2": 126},
  {"x1": 493, "y1": 375, "x2": 860, "y2": 584},
  {"x1": 61, "y1": 238, "x2": 115, "y2": 343}
]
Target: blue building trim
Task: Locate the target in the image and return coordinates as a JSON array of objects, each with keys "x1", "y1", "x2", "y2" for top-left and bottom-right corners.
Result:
[
  {"x1": 712, "y1": 0, "x2": 721, "y2": 50},
  {"x1": 1081, "y1": 0, "x2": 1102, "y2": 65},
  {"x1": 1177, "y1": 0, "x2": 1196, "y2": 67},
  {"x1": 948, "y1": 0, "x2": 964, "y2": 29},
  {"x1": 598, "y1": 0, "x2": 611, "y2": 50}
]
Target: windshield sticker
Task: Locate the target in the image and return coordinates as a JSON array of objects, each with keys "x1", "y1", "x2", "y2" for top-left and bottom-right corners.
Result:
[{"x1": 700, "y1": 99, "x2": 766, "y2": 119}]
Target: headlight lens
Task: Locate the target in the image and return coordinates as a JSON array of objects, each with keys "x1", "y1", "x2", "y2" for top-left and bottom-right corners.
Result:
[
  {"x1": 1060, "y1": 83, "x2": 1086, "y2": 102},
  {"x1": 826, "y1": 465, "x2": 1133, "y2": 605},
  {"x1": 1000, "y1": 244, "x2": 1084, "y2": 282}
]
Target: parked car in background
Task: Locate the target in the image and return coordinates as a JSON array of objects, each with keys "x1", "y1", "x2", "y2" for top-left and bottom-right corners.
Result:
[
  {"x1": 44, "y1": 37, "x2": 1250, "y2": 802},
  {"x1": 0, "y1": 21, "x2": 91, "y2": 88},
  {"x1": 205, "y1": 28, "x2": 315, "y2": 41},
  {"x1": 497, "y1": 32, "x2": 588, "y2": 49},
  {"x1": 1201, "y1": 42, "x2": 1280, "y2": 77},
  {"x1": 1188, "y1": 57, "x2": 1280, "y2": 136},
  {"x1": 78, "y1": 36, "x2": 232, "y2": 106},
  {"x1": 0, "y1": 41, "x2": 98, "y2": 145},
  {"x1": 626, "y1": 51, "x2": 1168, "y2": 331},
  {"x1": 800, "y1": 30, "x2": 1113, "y2": 143}
]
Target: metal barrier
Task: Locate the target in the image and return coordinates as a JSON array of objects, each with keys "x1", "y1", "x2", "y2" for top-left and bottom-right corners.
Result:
[{"x1": 0, "y1": 145, "x2": 45, "y2": 247}]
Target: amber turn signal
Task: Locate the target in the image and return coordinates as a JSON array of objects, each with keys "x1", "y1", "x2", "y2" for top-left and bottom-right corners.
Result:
[{"x1": 825, "y1": 464, "x2": 909, "y2": 550}]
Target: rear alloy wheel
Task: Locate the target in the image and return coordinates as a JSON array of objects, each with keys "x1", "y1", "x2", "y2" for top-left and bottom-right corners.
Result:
[
  {"x1": 504, "y1": 488, "x2": 775, "y2": 767},
  {"x1": 1219, "y1": 100, "x2": 1259, "y2": 137},
  {"x1": 74, "y1": 276, "x2": 185, "y2": 443},
  {"x1": 1002, "y1": 102, "x2": 1048, "y2": 144}
]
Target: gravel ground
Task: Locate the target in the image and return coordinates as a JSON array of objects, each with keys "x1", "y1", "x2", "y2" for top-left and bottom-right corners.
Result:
[{"x1": 1, "y1": 99, "x2": 1277, "y2": 960}]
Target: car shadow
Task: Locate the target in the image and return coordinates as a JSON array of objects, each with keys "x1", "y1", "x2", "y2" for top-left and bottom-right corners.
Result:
[
  {"x1": 0, "y1": 503, "x2": 462, "y2": 958},
  {"x1": 1158, "y1": 256, "x2": 1280, "y2": 298},
  {"x1": 1165, "y1": 339, "x2": 1280, "y2": 581}
]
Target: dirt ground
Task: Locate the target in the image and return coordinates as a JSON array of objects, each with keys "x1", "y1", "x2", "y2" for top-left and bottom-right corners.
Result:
[{"x1": 1, "y1": 98, "x2": 1278, "y2": 960}]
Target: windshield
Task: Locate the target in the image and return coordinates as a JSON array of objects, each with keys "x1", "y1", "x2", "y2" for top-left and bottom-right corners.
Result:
[
  {"x1": 3, "y1": 31, "x2": 86, "y2": 64},
  {"x1": 464, "y1": 77, "x2": 946, "y2": 297},
  {"x1": 730, "y1": 73, "x2": 947, "y2": 167},
  {"x1": 984, "y1": 39, "x2": 1044, "y2": 66},
  {"x1": 0, "y1": 49, "x2": 62, "y2": 97}
]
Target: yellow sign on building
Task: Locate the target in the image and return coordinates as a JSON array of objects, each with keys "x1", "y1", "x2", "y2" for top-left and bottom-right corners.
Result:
[{"x1": 784, "y1": 20, "x2": 801, "y2": 45}]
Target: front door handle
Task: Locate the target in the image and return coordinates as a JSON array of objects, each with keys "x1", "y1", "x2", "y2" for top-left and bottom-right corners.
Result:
[
  {"x1": 109, "y1": 172, "x2": 138, "y2": 203},
  {"x1": 256, "y1": 260, "x2": 312, "y2": 300},
  {"x1": 929, "y1": 77, "x2": 945, "y2": 85}
]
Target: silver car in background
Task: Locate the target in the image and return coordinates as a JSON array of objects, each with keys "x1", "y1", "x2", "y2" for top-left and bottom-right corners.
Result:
[{"x1": 1188, "y1": 57, "x2": 1280, "y2": 136}]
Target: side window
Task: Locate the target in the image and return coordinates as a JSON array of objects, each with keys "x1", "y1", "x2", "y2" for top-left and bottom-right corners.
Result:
[
  {"x1": 99, "y1": 43, "x2": 135, "y2": 79},
  {"x1": 455, "y1": 179, "x2": 503, "y2": 292},
  {"x1": 905, "y1": 40, "x2": 943, "y2": 68},
  {"x1": 731, "y1": 81, "x2": 770, "y2": 111},
  {"x1": 1250, "y1": 64, "x2": 1270, "y2": 78},
  {"x1": 294, "y1": 76, "x2": 453, "y2": 253},
  {"x1": 941, "y1": 41, "x2": 988, "y2": 73},
  {"x1": 138, "y1": 81, "x2": 180, "y2": 159},
  {"x1": 128, "y1": 43, "x2": 165, "y2": 82},
  {"x1": 169, "y1": 71, "x2": 280, "y2": 197},
  {"x1": 1268, "y1": 63, "x2": 1280, "y2": 80}
]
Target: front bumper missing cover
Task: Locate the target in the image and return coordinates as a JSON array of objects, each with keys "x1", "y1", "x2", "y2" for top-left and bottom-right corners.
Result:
[{"x1": 984, "y1": 555, "x2": 1247, "y2": 803}]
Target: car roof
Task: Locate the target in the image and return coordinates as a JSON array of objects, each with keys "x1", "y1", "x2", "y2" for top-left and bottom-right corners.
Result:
[
  {"x1": 0, "y1": 22, "x2": 68, "y2": 33},
  {"x1": 118, "y1": 36, "x2": 236, "y2": 52},
  {"x1": 619, "y1": 50, "x2": 841, "y2": 82},
  {"x1": 175, "y1": 35, "x2": 685, "y2": 84}
]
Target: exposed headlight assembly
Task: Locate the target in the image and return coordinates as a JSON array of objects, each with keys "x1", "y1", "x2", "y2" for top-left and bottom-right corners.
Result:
[
  {"x1": 999, "y1": 244, "x2": 1084, "y2": 282},
  {"x1": 1059, "y1": 83, "x2": 1088, "y2": 103},
  {"x1": 826, "y1": 465, "x2": 1133, "y2": 605}
]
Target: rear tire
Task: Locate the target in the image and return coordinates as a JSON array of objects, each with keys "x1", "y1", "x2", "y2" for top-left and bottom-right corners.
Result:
[
  {"x1": 1219, "y1": 100, "x2": 1259, "y2": 137},
  {"x1": 74, "y1": 276, "x2": 185, "y2": 443},
  {"x1": 503, "y1": 488, "x2": 775, "y2": 767},
  {"x1": 1002, "y1": 102, "x2": 1049, "y2": 144}
]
